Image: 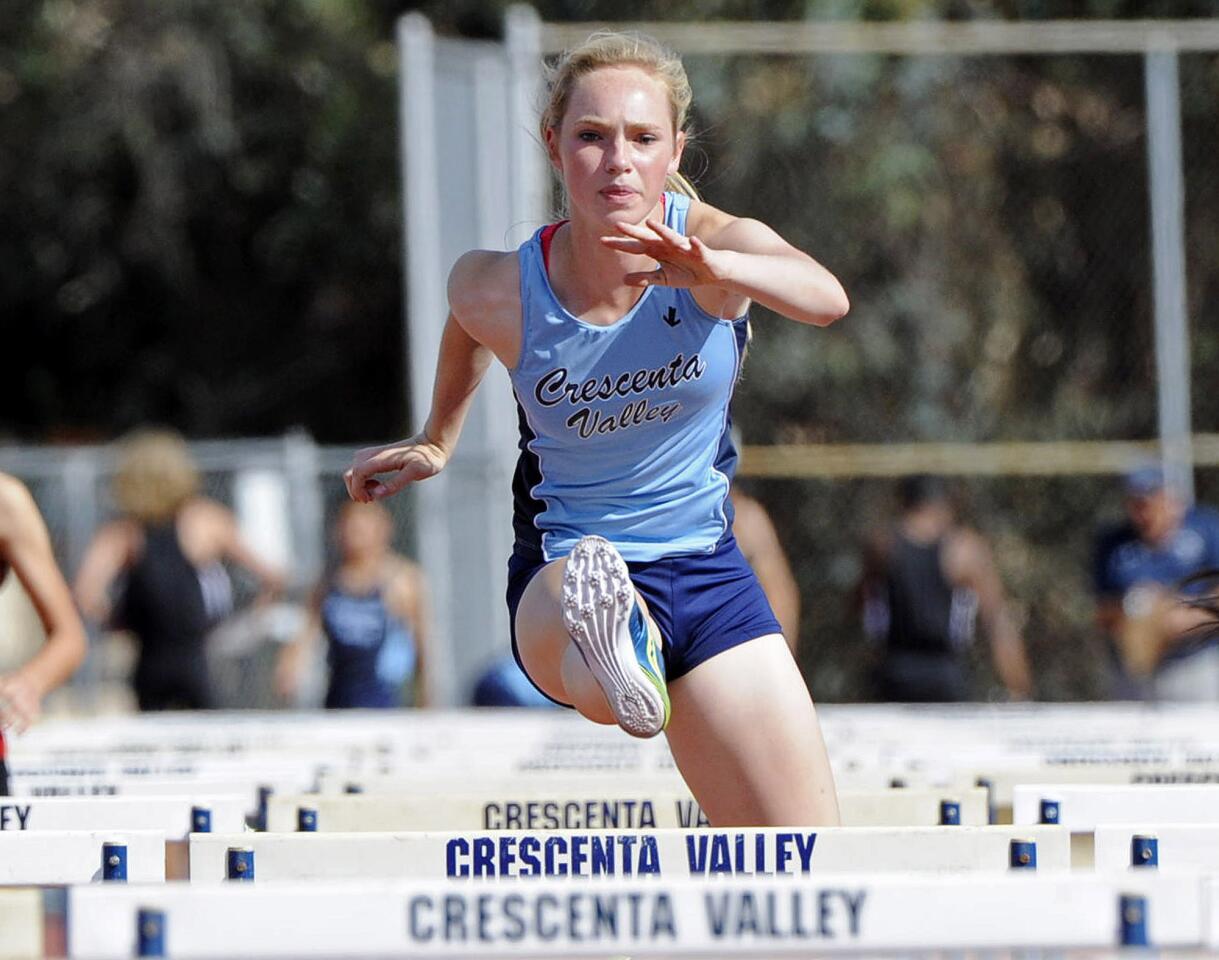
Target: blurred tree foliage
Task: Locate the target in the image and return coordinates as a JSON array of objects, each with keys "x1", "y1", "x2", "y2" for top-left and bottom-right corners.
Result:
[
  {"x1": 2, "y1": 0, "x2": 1217, "y2": 698},
  {"x1": 0, "y1": 0, "x2": 404, "y2": 440}
]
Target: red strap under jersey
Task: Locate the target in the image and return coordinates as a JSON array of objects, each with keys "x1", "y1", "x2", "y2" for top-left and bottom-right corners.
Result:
[{"x1": 540, "y1": 221, "x2": 566, "y2": 276}]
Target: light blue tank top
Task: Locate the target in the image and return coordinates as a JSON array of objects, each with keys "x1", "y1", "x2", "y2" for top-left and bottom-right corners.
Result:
[{"x1": 509, "y1": 192, "x2": 749, "y2": 563}]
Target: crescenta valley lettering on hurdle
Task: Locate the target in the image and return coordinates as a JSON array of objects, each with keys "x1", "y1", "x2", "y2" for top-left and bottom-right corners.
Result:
[
  {"x1": 405, "y1": 888, "x2": 867, "y2": 945},
  {"x1": 0, "y1": 805, "x2": 32, "y2": 829},
  {"x1": 481, "y1": 799, "x2": 709, "y2": 829},
  {"x1": 446, "y1": 832, "x2": 819, "y2": 878}
]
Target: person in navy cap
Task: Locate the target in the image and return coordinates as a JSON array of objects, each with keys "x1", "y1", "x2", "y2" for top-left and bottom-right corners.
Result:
[{"x1": 1094, "y1": 463, "x2": 1219, "y2": 699}]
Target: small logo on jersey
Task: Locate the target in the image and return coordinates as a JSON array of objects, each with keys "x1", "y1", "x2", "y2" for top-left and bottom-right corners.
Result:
[{"x1": 663, "y1": 307, "x2": 681, "y2": 327}]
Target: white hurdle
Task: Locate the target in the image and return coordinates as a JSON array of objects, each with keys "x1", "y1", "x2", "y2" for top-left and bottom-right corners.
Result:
[
  {"x1": 187, "y1": 825, "x2": 1069, "y2": 883},
  {"x1": 0, "y1": 795, "x2": 248, "y2": 838},
  {"x1": 1094, "y1": 824, "x2": 1219, "y2": 872},
  {"x1": 0, "y1": 830, "x2": 166, "y2": 884},
  {"x1": 65, "y1": 872, "x2": 1203, "y2": 958},
  {"x1": 265, "y1": 787, "x2": 988, "y2": 833},
  {"x1": 12, "y1": 704, "x2": 1219, "y2": 956},
  {"x1": 1014, "y1": 784, "x2": 1219, "y2": 830}
]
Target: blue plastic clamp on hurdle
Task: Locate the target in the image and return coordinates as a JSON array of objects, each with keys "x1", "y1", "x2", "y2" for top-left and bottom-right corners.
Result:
[
  {"x1": 298, "y1": 807, "x2": 318, "y2": 832},
  {"x1": 227, "y1": 847, "x2": 255, "y2": 881},
  {"x1": 1038, "y1": 799, "x2": 1060, "y2": 824},
  {"x1": 939, "y1": 800, "x2": 961, "y2": 825},
  {"x1": 137, "y1": 908, "x2": 165, "y2": 957},
  {"x1": 1120, "y1": 894, "x2": 1150, "y2": 947},
  {"x1": 191, "y1": 805, "x2": 212, "y2": 833},
  {"x1": 101, "y1": 842, "x2": 127, "y2": 882},
  {"x1": 1131, "y1": 835, "x2": 1159, "y2": 868},
  {"x1": 1009, "y1": 838, "x2": 1037, "y2": 870}
]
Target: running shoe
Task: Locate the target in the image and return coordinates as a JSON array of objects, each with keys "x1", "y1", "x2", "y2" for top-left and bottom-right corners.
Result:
[{"x1": 561, "y1": 535, "x2": 670, "y2": 738}]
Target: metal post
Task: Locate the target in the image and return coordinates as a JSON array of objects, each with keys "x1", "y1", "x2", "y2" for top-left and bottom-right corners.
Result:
[
  {"x1": 1145, "y1": 42, "x2": 1194, "y2": 502},
  {"x1": 398, "y1": 13, "x2": 456, "y2": 706},
  {"x1": 61, "y1": 449, "x2": 99, "y2": 578},
  {"x1": 282, "y1": 428, "x2": 325, "y2": 590},
  {"x1": 506, "y1": 4, "x2": 549, "y2": 235},
  {"x1": 61, "y1": 449, "x2": 101, "y2": 705},
  {"x1": 397, "y1": 13, "x2": 538, "y2": 704}
]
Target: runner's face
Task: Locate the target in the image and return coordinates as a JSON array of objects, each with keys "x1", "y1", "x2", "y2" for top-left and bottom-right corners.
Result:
[
  {"x1": 337, "y1": 506, "x2": 391, "y2": 560},
  {"x1": 547, "y1": 66, "x2": 684, "y2": 224}
]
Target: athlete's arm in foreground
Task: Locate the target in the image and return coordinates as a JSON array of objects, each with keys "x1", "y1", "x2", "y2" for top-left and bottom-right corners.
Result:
[
  {"x1": 0, "y1": 474, "x2": 87, "y2": 732},
  {"x1": 602, "y1": 199, "x2": 849, "y2": 325}
]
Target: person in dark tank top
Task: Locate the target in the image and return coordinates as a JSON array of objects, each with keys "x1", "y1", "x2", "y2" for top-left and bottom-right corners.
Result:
[
  {"x1": 0, "y1": 472, "x2": 87, "y2": 794},
  {"x1": 858, "y1": 476, "x2": 1032, "y2": 702},
  {"x1": 74, "y1": 430, "x2": 284, "y2": 711},
  {"x1": 275, "y1": 500, "x2": 430, "y2": 709}
]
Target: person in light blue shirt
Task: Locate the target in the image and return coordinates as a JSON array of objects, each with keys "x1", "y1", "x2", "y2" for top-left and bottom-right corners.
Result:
[{"x1": 345, "y1": 31, "x2": 847, "y2": 826}]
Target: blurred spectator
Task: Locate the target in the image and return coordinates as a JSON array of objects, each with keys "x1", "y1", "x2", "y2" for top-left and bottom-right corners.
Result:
[
  {"x1": 731, "y1": 488, "x2": 801, "y2": 653},
  {"x1": 1094, "y1": 465, "x2": 1219, "y2": 700},
  {"x1": 0, "y1": 473, "x2": 87, "y2": 793},
  {"x1": 74, "y1": 429, "x2": 283, "y2": 711},
  {"x1": 471, "y1": 653, "x2": 559, "y2": 708},
  {"x1": 859, "y1": 476, "x2": 1032, "y2": 702},
  {"x1": 276, "y1": 500, "x2": 430, "y2": 709}
]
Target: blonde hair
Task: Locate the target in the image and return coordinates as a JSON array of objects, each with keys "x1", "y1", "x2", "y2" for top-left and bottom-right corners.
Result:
[
  {"x1": 540, "y1": 31, "x2": 698, "y2": 200},
  {"x1": 112, "y1": 429, "x2": 200, "y2": 523}
]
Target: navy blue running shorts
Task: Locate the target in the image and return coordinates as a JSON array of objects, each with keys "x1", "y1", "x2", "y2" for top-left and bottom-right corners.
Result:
[{"x1": 506, "y1": 534, "x2": 783, "y2": 707}]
